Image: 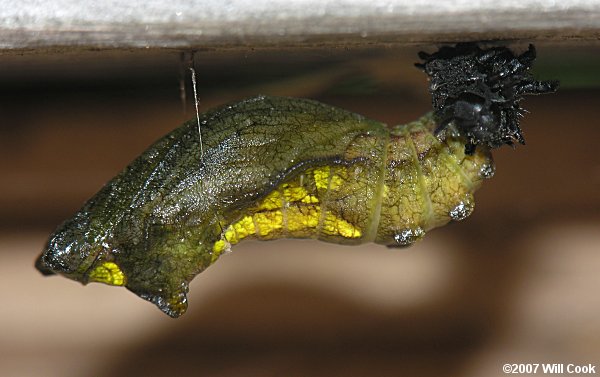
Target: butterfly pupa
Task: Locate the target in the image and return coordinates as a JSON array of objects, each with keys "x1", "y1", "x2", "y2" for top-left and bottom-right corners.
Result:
[{"x1": 35, "y1": 45, "x2": 558, "y2": 317}]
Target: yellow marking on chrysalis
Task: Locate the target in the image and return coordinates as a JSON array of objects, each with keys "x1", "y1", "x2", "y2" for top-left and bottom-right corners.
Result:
[
  {"x1": 313, "y1": 167, "x2": 330, "y2": 190},
  {"x1": 312, "y1": 166, "x2": 343, "y2": 191},
  {"x1": 283, "y1": 185, "x2": 319, "y2": 204},
  {"x1": 322, "y1": 212, "x2": 362, "y2": 238},
  {"x1": 254, "y1": 211, "x2": 284, "y2": 237},
  {"x1": 330, "y1": 174, "x2": 343, "y2": 190},
  {"x1": 212, "y1": 239, "x2": 228, "y2": 256},
  {"x1": 257, "y1": 190, "x2": 283, "y2": 211},
  {"x1": 211, "y1": 216, "x2": 256, "y2": 261},
  {"x1": 220, "y1": 216, "x2": 254, "y2": 247},
  {"x1": 257, "y1": 185, "x2": 319, "y2": 211},
  {"x1": 211, "y1": 165, "x2": 361, "y2": 261},
  {"x1": 286, "y1": 206, "x2": 321, "y2": 232},
  {"x1": 88, "y1": 262, "x2": 126, "y2": 286},
  {"x1": 232, "y1": 215, "x2": 256, "y2": 241}
]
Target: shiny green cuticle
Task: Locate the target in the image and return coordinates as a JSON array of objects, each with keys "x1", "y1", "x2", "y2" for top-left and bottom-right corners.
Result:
[{"x1": 36, "y1": 95, "x2": 494, "y2": 317}]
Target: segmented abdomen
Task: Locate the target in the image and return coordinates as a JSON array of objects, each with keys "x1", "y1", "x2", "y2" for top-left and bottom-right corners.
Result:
[{"x1": 212, "y1": 114, "x2": 493, "y2": 257}]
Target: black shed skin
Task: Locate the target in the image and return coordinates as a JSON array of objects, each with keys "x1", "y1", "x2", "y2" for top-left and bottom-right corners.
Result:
[{"x1": 416, "y1": 43, "x2": 559, "y2": 152}]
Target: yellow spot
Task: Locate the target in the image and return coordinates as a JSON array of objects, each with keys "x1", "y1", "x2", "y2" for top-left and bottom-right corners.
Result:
[
  {"x1": 88, "y1": 262, "x2": 126, "y2": 286},
  {"x1": 303, "y1": 195, "x2": 319, "y2": 204},
  {"x1": 257, "y1": 190, "x2": 283, "y2": 210},
  {"x1": 330, "y1": 174, "x2": 343, "y2": 190},
  {"x1": 254, "y1": 211, "x2": 284, "y2": 237},
  {"x1": 313, "y1": 166, "x2": 343, "y2": 191},
  {"x1": 212, "y1": 239, "x2": 228, "y2": 255},
  {"x1": 282, "y1": 185, "x2": 315, "y2": 203},
  {"x1": 322, "y1": 212, "x2": 362, "y2": 238},
  {"x1": 211, "y1": 165, "x2": 361, "y2": 260},
  {"x1": 212, "y1": 215, "x2": 256, "y2": 260},
  {"x1": 232, "y1": 215, "x2": 256, "y2": 241},
  {"x1": 313, "y1": 167, "x2": 330, "y2": 190},
  {"x1": 286, "y1": 206, "x2": 320, "y2": 232}
]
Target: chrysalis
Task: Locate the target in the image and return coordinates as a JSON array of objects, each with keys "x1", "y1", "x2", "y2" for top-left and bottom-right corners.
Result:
[{"x1": 35, "y1": 44, "x2": 558, "y2": 317}]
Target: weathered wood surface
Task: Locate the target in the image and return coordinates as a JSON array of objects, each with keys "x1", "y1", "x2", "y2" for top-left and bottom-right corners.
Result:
[{"x1": 1, "y1": 0, "x2": 600, "y2": 50}]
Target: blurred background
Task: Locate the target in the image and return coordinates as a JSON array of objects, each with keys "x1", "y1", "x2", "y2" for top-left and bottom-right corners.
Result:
[{"x1": 1, "y1": 43, "x2": 599, "y2": 376}]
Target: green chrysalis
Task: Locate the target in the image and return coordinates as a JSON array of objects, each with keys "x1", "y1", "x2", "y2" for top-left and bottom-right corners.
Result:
[{"x1": 35, "y1": 95, "x2": 493, "y2": 317}]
